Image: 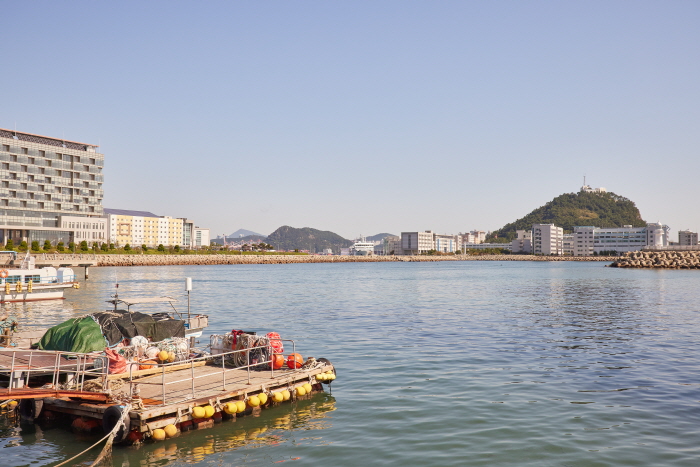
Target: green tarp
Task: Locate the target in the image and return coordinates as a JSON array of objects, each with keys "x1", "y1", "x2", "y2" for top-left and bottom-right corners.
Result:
[{"x1": 38, "y1": 316, "x2": 107, "y2": 353}]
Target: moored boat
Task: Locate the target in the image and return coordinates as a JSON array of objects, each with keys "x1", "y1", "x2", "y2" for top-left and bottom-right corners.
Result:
[{"x1": 0, "y1": 251, "x2": 78, "y2": 303}]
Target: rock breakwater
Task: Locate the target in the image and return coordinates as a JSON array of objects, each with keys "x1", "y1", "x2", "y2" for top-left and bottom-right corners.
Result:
[
  {"x1": 87, "y1": 254, "x2": 617, "y2": 267},
  {"x1": 611, "y1": 250, "x2": 700, "y2": 269}
]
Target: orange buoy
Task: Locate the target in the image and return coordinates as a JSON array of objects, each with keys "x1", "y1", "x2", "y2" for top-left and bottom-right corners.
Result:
[
  {"x1": 286, "y1": 353, "x2": 303, "y2": 369},
  {"x1": 272, "y1": 354, "x2": 285, "y2": 370}
]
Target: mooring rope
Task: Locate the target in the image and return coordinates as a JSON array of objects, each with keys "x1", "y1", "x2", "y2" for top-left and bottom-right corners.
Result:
[{"x1": 53, "y1": 402, "x2": 132, "y2": 467}]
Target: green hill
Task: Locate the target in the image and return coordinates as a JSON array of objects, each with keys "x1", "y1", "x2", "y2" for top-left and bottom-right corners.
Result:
[
  {"x1": 488, "y1": 191, "x2": 646, "y2": 242},
  {"x1": 266, "y1": 226, "x2": 353, "y2": 253}
]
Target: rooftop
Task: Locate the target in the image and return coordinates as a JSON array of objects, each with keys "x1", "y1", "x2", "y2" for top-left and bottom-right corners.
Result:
[
  {"x1": 0, "y1": 128, "x2": 99, "y2": 151},
  {"x1": 104, "y1": 208, "x2": 159, "y2": 218}
]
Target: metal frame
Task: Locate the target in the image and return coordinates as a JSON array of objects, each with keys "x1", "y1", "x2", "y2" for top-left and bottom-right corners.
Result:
[{"x1": 124, "y1": 339, "x2": 297, "y2": 405}]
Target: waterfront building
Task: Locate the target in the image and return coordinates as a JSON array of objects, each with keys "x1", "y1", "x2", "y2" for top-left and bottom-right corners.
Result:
[
  {"x1": 573, "y1": 226, "x2": 595, "y2": 256},
  {"x1": 193, "y1": 227, "x2": 210, "y2": 248},
  {"x1": 180, "y1": 218, "x2": 194, "y2": 248},
  {"x1": 59, "y1": 215, "x2": 107, "y2": 244},
  {"x1": 106, "y1": 208, "x2": 184, "y2": 247},
  {"x1": 385, "y1": 235, "x2": 402, "y2": 255},
  {"x1": 0, "y1": 128, "x2": 104, "y2": 245},
  {"x1": 678, "y1": 230, "x2": 698, "y2": 246},
  {"x1": 401, "y1": 231, "x2": 436, "y2": 255},
  {"x1": 532, "y1": 224, "x2": 564, "y2": 255},
  {"x1": 511, "y1": 230, "x2": 532, "y2": 254},
  {"x1": 569, "y1": 223, "x2": 670, "y2": 255},
  {"x1": 434, "y1": 233, "x2": 461, "y2": 253},
  {"x1": 562, "y1": 233, "x2": 574, "y2": 255}
]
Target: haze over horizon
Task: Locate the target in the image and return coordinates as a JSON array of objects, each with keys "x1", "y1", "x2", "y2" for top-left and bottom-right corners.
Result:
[{"x1": 3, "y1": 2, "x2": 699, "y2": 240}]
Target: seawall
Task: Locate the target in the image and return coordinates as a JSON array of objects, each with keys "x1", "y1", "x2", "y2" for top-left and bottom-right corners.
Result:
[
  {"x1": 611, "y1": 250, "x2": 700, "y2": 269},
  {"x1": 37, "y1": 254, "x2": 619, "y2": 267}
]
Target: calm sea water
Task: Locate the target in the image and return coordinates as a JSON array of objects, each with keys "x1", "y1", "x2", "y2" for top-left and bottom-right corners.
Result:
[{"x1": 1, "y1": 261, "x2": 699, "y2": 466}]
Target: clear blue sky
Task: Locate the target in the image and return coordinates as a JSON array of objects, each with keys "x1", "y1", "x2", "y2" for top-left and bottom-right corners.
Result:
[{"x1": 3, "y1": 2, "x2": 699, "y2": 239}]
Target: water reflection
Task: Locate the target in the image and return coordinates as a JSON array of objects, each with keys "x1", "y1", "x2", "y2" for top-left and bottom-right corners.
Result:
[{"x1": 113, "y1": 394, "x2": 336, "y2": 467}]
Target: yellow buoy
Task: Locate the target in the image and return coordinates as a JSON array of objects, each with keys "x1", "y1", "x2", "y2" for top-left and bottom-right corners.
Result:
[
  {"x1": 224, "y1": 402, "x2": 237, "y2": 414},
  {"x1": 167, "y1": 351, "x2": 175, "y2": 363},
  {"x1": 272, "y1": 392, "x2": 284, "y2": 402},
  {"x1": 192, "y1": 406, "x2": 205, "y2": 419},
  {"x1": 282, "y1": 389, "x2": 291, "y2": 401},
  {"x1": 296, "y1": 386, "x2": 306, "y2": 396},
  {"x1": 303, "y1": 383, "x2": 312, "y2": 393},
  {"x1": 158, "y1": 350, "x2": 169, "y2": 362},
  {"x1": 316, "y1": 373, "x2": 326, "y2": 381},
  {"x1": 248, "y1": 395, "x2": 260, "y2": 407},
  {"x1": 164, "y1": 424, "x2": 178, "y2": 438},
  {"x1": 328, "y1": 374, "x2": 336, "y2": 381},
  {"x1": 258, "y1": 393, "x2": 268, "y2": 405},
  {"x1": 152, "y1": 428, "x2": 166, "y2": 441},
  {"x1": 203, "y1": 405, "x2": 215, "y2": 418},
  {"x1": 235, "y1": 400, "x2": 246, "y2": 413},
  {"x1": 7, "y1": 400, "x2": 18, "y2": 409}
]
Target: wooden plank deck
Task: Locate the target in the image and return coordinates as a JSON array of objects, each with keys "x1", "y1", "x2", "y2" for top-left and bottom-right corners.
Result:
[
  {"x1": 0, "y1": 350, "x2": 95, "y2": 371},
  {"x1": 41, "y1": 362, "x2": 335, "y2": 432}
]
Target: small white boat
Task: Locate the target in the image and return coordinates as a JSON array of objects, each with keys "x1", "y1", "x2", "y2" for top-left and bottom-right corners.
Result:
[{"x1": 0, "y1": 252, "x2": 78, "y2": 303}]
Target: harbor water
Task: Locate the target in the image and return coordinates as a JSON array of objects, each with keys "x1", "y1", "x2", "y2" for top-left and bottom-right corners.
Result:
[{"x1": 1, "y1": 261, "x2": 699, "y2": 466}]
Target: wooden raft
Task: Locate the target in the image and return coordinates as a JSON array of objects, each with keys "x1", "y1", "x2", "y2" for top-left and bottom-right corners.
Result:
[{"x1": 42, "y1": 362, "x2": 335, "y2": 432}]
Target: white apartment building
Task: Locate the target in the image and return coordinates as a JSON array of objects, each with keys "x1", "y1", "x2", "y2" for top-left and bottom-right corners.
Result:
[
  {"x1": 678, "y1": 230, "x2": 698, "y2": 246},
  {"x1": 573, "y1": 226, "x2": 595, "y2": 256},
  {"x1": 511, "y1": 230, "x2": 532, "y2": 254},
  {"x1": 193, "y1": 227, "x2": 210, "y2": 248},
  {"x1": 463, "y1": 242, "x2": 512, "y2": 251},
  {"x1": 569, "y1": 223, "x2": 670, "y2": 255},
  {"x1": 461, "y1": 230, "x2": 487, "y2": 244},
  {"x1": 533, "y1": 224, "x2": 564, "y2": 255},
  {"x1": 106, "y1": 208, "x2": 184, "y2": 248},
  {"x1": 562, "y1": 233, "x2": 574, "y2": 255},
  {"x1": 435, "y1": 233, "x2": 462, "y2": 253}
]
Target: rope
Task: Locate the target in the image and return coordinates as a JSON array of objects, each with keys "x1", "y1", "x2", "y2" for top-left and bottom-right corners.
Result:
[{"x1": 53, "y1": 403, "x2": 131, "y2": 467}]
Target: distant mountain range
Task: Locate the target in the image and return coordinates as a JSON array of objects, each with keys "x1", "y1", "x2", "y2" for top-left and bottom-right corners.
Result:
[
  {"x1": 211, "y1": 226, "x2": 395, "y2": 251},
  {"x1": 267, "y1": 226, "x2": 353, "y2": 253}
]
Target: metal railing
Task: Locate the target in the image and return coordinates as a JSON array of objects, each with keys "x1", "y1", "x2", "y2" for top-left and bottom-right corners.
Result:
[
  {"x1": 123, "y1": 339, "x2": 298, "y2": 406},
  {"x1": 0, "y1": 349, "x2": 108, "y2": 392}
]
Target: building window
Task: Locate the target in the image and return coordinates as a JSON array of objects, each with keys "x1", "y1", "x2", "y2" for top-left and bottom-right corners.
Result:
[
  {"x1": 2, "y1": 145, "x2": 8, "y2": 152},
  {"x1": 10, "y1": 191, "x2": 16, "y2": 198},
  {"x1": 21, "y1": 148, "x2": 28, "y2": 154},
  {"x1": 1, "y1": 163, "x2": 7, "y2": 170},
  {"x1": 39, "y1": 150, "x2": 45, "y2": 157}
]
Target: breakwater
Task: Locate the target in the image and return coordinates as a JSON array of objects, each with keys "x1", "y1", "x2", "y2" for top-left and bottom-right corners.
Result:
[
  {"x1": 35, "y1": 254, "x2": 618, "y2": 267},
  {"x1": 611, "y1": 250, "x2": 700, "y2": 269}
]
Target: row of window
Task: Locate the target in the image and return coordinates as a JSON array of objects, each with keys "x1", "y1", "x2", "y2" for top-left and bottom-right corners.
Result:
[{"x1": 1, "y1": 145, "x2": 102, "y2": 165}]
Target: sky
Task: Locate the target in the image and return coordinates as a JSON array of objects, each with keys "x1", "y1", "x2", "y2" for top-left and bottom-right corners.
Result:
[{"x1": 3, "y1": 2, "x2": 699, "y2": 240}]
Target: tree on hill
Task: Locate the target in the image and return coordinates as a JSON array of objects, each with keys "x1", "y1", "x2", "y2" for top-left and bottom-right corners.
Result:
[
  {"x1": 487, "y1": 191, "x2": 646, "y2": 242},
  {"x1": 266, "y1": 226, "x2": 353, "y2": 253}
]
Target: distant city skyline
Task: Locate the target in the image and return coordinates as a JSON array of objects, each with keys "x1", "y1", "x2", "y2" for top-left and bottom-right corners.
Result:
[{"x1": 3, "y1": 2, "x2": 699, "y2": 239}]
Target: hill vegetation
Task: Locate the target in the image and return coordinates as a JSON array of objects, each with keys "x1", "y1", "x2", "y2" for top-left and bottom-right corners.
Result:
[
  {"x1": 366, "y1": 233, "x2": 396, "y2": 242},
  {"x1": 487, "y1": 191, "x2": 646, "y2": 242},
  {"x1": 266, "y1": 226, "x2": 352, "y2": 253}
]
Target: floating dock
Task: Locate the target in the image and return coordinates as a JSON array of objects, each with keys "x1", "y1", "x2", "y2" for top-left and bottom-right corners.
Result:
[{"x1": 1, "y1": 346, "x2": 336, "y2": 444}]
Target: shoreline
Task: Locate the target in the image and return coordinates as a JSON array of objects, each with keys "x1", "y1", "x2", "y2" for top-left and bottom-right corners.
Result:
[{"x1": 68, "y1": 254, "x2": 619, "y2": 267}]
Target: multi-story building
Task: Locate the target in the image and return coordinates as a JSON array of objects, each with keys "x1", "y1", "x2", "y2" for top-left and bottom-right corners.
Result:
[
  {"x1": 678, "y1": 230, "x2": 698, "y2": 246},
  {"x1": 511, "y1": 230, "x2": 532, "y2": 254},
  {"x1": 573, "y1": 226, "x2": 595, "y2": 256},
  {"x1": 193, "y1": 227, "x2": 210, "y2": 248},
  {"x1": 562, "y1": 233, "x2": 574, "y2": 255},
  {"x1": 401, "y1": 231, "x2": 436, "y2": 255},
  {"x1": 568, "y1": 223, "x2": 670, "y2": 255},
  {"x1": 385, "y1": 235, "x2": 402, "y2": 255},
  {"x1": 0, "y1": 128, "x2": 104, "y2": 245},
  {"x1": 179, "y1": 218, "x2": 194, "y2": 248},
  {"x1": 59, "y1": 215, "x2": 107, "y2": 244},
  {"x1": 532, "y1": 224, "x2": 564, "y2": 255},
  {"x1": 434, "y1": 233, "x2": 461, "y2": 253},
  {"x1": 106, "y1": 208, "x2": 184, "y2": 248}
]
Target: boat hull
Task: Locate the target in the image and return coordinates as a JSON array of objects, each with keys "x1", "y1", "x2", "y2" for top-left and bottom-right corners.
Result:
[{"x1": 0, "y1": 284, "x2": 76, "y2": 303}]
